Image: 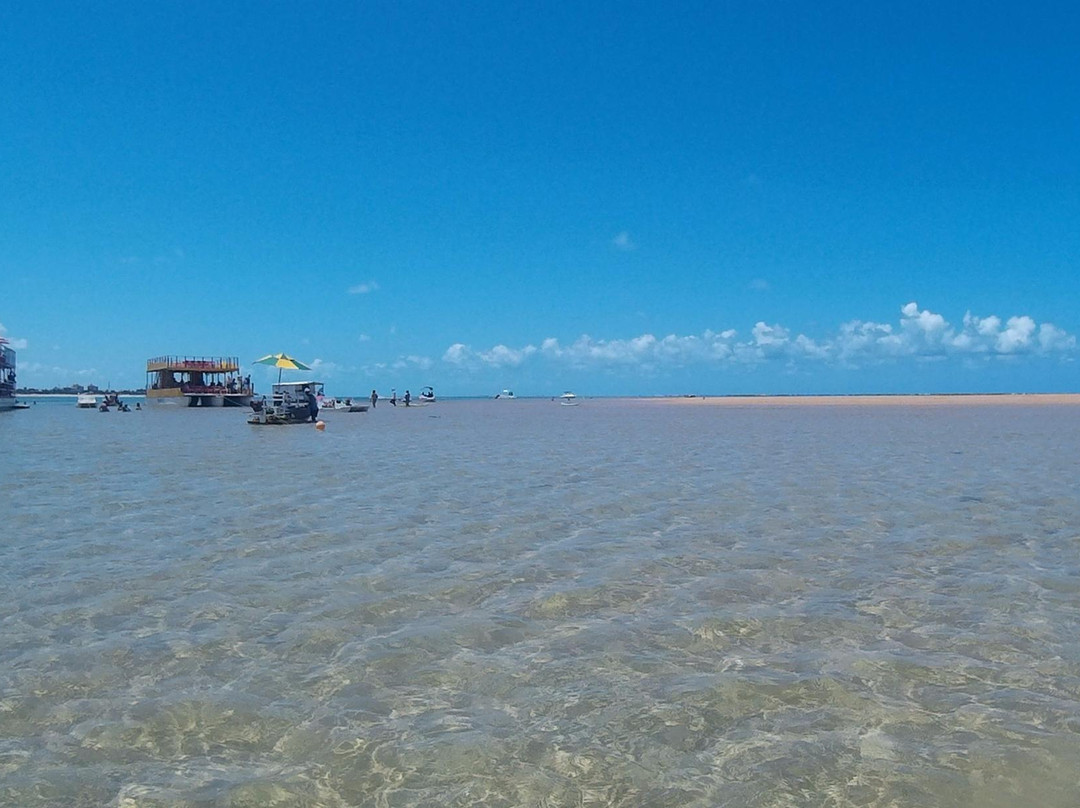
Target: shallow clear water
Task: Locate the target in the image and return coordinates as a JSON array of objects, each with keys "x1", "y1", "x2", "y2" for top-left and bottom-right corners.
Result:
[{"x1": 3, "y1": 398, "x2": 1080, "y2": 807}]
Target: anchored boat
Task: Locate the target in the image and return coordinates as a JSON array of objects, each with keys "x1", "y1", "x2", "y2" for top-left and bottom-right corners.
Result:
[
  {"x1": 145, "y1": 356, "x2": 254, "y2": 408},
  {"x1": 248, "y1": 381, "x2": 324, "y2": 425},
  {"x1": 0, "y1": 338, "x2": 17, "y2": 412}
]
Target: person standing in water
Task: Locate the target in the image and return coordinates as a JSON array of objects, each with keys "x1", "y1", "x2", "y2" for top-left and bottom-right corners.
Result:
[
  {"x1": 404, "y1": 390, "x2": 411, "y2": 407},
  {"x1": 304, "y1": 387, "x2": 319, "y2": 423},
  {"x1": 370, "y1": 389, "x2": 378, "y2": 408},
  {"x1": 390, "y1": 388, "x2": 397, "y2": 406}
]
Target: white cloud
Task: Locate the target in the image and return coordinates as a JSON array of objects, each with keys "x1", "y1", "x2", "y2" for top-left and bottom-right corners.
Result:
[
  {"x1": 17, "y1": 362, "x2": 98, "y2": 386},
  {"x1": 443, "y1": 343, "x2": 471, "y2": 366},
  {"x1": 612, "y1": 231, "x2": 636, "y2": 252},
  {"x1": 308, "y1": 358, "x2": 353, "y2": 376},
  {"x1": 348, "y1": 281, "x2": 379, "y2": 295},
  {"x1": 0, "y1": 323, "x2": 27, "y2": 350},
  {"x1": 391, "y1": 354, "x2": 434, "y2": 371},
  {"x1": 438, "y1": 302, "x2": 1075, "y2": 374},
  {"x1": 479, "y1": 344, "x2": 536, "y2": 367},
  {"x1": 832, "y1": 303, "x2": 1077, "y2": 361},
  {"x1": 442, "y1": 343, "x2": 534, "y2": 369},
  {"x1": 1038, "y1": 322, "x2": 1074, "y2": 352},
  {"x1": 997, "y1": 316, "x2": 1035, "y2": 353}
]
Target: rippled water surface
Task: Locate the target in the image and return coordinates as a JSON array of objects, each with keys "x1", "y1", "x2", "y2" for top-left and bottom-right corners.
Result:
[{"x1": 4, "y1": 398, "x2": 1080, "y2": 807}]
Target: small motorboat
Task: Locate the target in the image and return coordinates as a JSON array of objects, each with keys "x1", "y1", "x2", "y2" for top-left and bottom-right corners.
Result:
[
  {"x1": 419, "y1": 386, "x2": 435, "y2": 403},
  {"x1": 559, "y1": 392, "x2": 579, "y2": 406},
  {"x1": 494, "y1": 389, "x2": 516, "y2": 400},
  {"x1": 319, "y1": 397, "x2": 369, "y2": 413}
]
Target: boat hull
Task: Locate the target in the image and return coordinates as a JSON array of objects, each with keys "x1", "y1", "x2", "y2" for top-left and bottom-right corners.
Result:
[
  {"x1": 319, "y1": 404, "x2": 369, "y2": 413},
  {"x1": 146, "y1": 390, "x2": 253, "y2": 408}
]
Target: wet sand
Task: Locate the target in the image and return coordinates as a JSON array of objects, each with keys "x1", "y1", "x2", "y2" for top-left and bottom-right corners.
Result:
[{"x1": 634, "y1": 393, "x2": 1080, "y2": 406}]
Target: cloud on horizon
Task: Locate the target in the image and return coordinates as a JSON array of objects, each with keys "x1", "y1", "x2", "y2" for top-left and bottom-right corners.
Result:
[
  {"x1": 348, "y1": 281, "x2": 379, "y2": 295},
  {"x1": 439, "y1": 302, "x2": 1076, "y2": 373},
  {"x1": 18, "y1": 362, "x2": 97, "y2": 381}
]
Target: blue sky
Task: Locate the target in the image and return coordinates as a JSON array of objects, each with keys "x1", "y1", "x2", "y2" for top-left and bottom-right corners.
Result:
[{"x1": 2, "y1": 1, "x2": 1078, "y2": 396}]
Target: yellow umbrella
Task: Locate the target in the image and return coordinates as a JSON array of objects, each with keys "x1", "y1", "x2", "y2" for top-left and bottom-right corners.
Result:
[{"x1": 254, "y1": 353, "x2": 312, "y2": 383}]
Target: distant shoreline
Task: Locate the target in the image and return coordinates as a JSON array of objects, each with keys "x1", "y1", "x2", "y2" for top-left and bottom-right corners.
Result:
[
  {"x1": 15, "y1": 392, "x2": 1080, "y2": 406},
  {"x1": 629, "y1": 393, "x2": 1080, "y2": 406},
  {"x1": 18, "y1": 393, "x2": 146, "y2": 398}
]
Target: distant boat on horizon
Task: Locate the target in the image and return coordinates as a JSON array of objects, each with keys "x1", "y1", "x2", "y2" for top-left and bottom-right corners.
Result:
[{"x1": 494, "y1": 389, "x2": 516, "y2": 400}]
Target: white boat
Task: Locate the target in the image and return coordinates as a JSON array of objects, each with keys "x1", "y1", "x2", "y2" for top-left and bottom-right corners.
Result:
[
  {"x1": 419, "y1": 386, "x2": 435, "y2": 403},
  {"x1": 0, "y1": 338, "x2": 17, "y2": 412},
  {"x1": 559, "y1": 392, "x2": 579, "y2": 406},
  {"x1": 319, "y1": 397, "x2": 369, "y2": 413},
  {"x1": 494, "y1": 389, "x2": 516, "y2": 400},
  {"x1": 76, "y1": 393, "x2": 98, "y2": 408}
]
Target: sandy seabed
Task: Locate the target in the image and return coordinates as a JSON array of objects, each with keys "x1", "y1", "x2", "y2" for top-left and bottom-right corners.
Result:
[{"x1": 633, "y1": 393, "x2": 1080, "y2": 407}]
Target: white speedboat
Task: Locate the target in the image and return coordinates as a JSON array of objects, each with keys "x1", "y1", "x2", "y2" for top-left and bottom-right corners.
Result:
[
  {"x1": 559, "y1": 392, "x2": 579, "y2": 406},
  {"x1": 319, "y1": 397, "x2": 369, "y2": 413},
  {"x1": 419, "y1": 386, "x2": 435, "y2": 403},
  {"x1": 76, "y1": 393, "x2": 98, "y2": 408},
  {"x1": 494, "y1": 389, "x2": 516, "y2": 400}
]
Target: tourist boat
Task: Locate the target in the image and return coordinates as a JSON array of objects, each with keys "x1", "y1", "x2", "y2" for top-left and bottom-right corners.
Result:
[
  {"x1": 419, "y1": 386, "x2": 436, "y2": 403},
  {"x1": 248, "y1": 381, "x2": 324, "y2": 425},
  {"x1": 0, "y1": 338, "x2": 17, "y2": 412},
  {"x1": 494, "y1": 389, "x2": 516, "y2": 400},
  {"x1": 559, "y1": 391, "x2": 579, "y2": 406},
  {"x1": 145, "y1": 356, "x2": 254, "y2": 407},
  {"x1": 76, "y1": 392, "x2": 98, "y2": 408}
]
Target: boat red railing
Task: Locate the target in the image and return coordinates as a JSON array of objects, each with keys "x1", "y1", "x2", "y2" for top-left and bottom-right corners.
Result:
[{"x1": 146, "y1": 355, "x2": 241, "y2": 372}]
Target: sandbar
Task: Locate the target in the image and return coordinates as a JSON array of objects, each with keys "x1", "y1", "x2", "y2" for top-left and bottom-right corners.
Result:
[{"x1": 630, "y1": 393, "x2": 1080, "y2": 407}]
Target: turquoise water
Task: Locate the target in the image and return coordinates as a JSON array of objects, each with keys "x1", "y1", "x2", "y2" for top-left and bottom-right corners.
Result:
[{"x1": 3, "y1": 398, "x2": 1080, "y2": 806}]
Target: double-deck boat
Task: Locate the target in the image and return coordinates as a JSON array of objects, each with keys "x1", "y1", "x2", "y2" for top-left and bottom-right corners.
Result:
[
  {"x1": 145, "y1": 356, "x2": 254, "y2": 407},
  {"x1": 0, "y1": 338, "x2": 17, "y2": 412}
]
